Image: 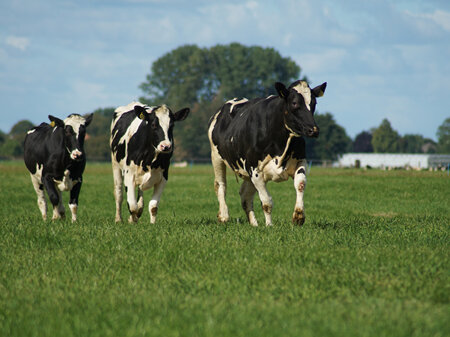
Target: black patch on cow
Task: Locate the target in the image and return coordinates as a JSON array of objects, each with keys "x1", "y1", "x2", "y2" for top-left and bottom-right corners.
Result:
[
  {"x1": 210, "y1": 95, "x2": 309, "y2": 175},
  {"x1": 110, "y1": 108, "x2": 173, "y2": 181},
  {"x1": 297, "y1": 168, "x2": 306, "y2": 175},
  {"x1": 24, "y1": 115, "x2": 90, "y2": 208}
]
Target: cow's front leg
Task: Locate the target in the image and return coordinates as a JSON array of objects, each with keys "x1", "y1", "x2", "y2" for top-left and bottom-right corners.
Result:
[
  {"x1": 30, "y1": 174, "x2": 47, "y2": 220},
  {"x1": 43, "y1": 175, "x2": 63, "y2": 220},
  {"x1": 69, "y1": 180, "x2": 82, "y2": 222},
  {"x1": 124, "y1": 174, "x2": 138, "y2": 223},
  {"x1": 136, "y1": 188, "x2": 144, "y2": 219},
  {"x1": 55, "y1": 189, "x2": 66, "y2": 220},
  {"x1": 148, "y1": 178, "x2": 167, "y2": 224},
  {"x1": 239, "y1": 179, "x2": 258, "y2": 226},
  {"x1": 293, "y1": 160, "x2": 307, "y2": 226},
  {"x1": 251, "y1": 171, "x2": 273, "y2": 226}
]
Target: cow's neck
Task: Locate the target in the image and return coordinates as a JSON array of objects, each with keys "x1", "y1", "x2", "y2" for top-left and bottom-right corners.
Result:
[{"x1": 269, "y1": 98, "x2": 295, "y2": 140}]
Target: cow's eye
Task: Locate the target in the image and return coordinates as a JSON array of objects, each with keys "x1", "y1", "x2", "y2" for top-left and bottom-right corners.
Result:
[{"x1": 151, "y1": 121, "x2": 157, "y2": 129}]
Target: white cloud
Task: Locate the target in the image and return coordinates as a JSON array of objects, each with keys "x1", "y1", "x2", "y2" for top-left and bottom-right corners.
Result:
[
  {"x1": 5, "y1": 36, "x2": 30, "y2": 51},
  {"x1": 422, "y1": 9, "x2": 450, "y2": 31}
]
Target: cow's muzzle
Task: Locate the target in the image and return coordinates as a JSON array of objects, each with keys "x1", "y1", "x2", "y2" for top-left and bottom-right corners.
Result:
[
  {"x1": 158, "y1": 141, "x2": 172, "y2": 153},
  {"x1": 307, "y1": 126, "x2": 320, "y2": 138},
  {"x1": 69, "y1": 149, "x2": 83, "y2": 161}
]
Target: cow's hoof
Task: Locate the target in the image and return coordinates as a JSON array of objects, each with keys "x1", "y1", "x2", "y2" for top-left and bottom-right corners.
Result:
[
  {"x1": 292, "y1": 208, "x2": 305, "y2": 226},
  {"x1": 217, "y1": 212, "x2": 229, "y2": 223}
]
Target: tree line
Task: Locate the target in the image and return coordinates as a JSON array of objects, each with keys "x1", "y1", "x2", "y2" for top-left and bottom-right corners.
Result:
[{"x1": 1, "y1": 43, "x2": 449, "y2": 161}]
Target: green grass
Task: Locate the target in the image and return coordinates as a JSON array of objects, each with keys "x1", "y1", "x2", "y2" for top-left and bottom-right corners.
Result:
[{"x1": 0, "y1": 161, "x2": 449, "y2": 337}]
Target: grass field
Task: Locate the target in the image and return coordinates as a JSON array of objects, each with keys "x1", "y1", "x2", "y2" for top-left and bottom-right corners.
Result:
[{"x1": 0, "y1": 161, "x2": 449, "y2": 337}]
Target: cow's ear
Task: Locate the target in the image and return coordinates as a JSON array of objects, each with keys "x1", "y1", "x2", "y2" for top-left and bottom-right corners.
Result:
[
  {"x1": 134, "y1": 105, "x2": 147, "y2": 120},
  {"x1": 275, "y1": 82, "x2": 289, "y2": 99},
  {"x1": 312, "y1": 82, "x2": 327, "y2": 98},
  {"x1": 48, "y1": 115, "x2": 64, "y2": 128},
  {"x1": 84, "y1": 113, "x2": 94, "y2": 126},
  {"x1": 173, "y1": 108, "x2": 190, "y2": 122}
]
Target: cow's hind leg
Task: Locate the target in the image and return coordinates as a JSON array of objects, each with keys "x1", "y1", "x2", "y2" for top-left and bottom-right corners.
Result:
[
  {"x1": 148, "y1": 178, "x2": 167, "y2": 224},
  {"x1": 30, "y1": 174, "x2": 47, "y2": 220},
  {"x1": 212, "y1": 156, "x2": 229, "y2": 223},
  {"x1": 112, "y1": 162, "x2": 124, "y2": 222},
  {"x1": 239, "y1": 179, "x2": 258, "y2": 226},
  {"x1": 293, "y1": 160, "x2": 307, "y2": 226},
  {"x1": 251, "y1": 171, "x2": 273, "y2": 226}
]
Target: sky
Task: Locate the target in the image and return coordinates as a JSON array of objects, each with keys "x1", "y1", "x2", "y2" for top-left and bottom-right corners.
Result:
[{"x1": 1, "y1": 0, "x2": 449, "y2": 141}]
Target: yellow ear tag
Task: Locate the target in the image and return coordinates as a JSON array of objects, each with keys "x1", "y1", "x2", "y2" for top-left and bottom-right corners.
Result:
[
  {"x1": 139, "y1": 112, "x2": 145, "y2": 120},
  {"x1": 50, "y1": 121, "x2": 55, "y2": 127}
]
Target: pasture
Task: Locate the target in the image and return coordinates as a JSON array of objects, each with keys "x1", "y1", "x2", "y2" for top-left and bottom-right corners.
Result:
[{"x1": 0, "y1": 161, "x2": 448, "y2": 337}]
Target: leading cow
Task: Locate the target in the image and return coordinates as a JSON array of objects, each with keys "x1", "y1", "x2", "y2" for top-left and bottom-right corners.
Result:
[
  {"x1": 110, "y1": 102, "x2": 189, "y2": 223},
  {"x1": 24, "y1": 113, "x2": 93, "y2": 221},
  {"x1": 208, "y1": 80, "x2": 326, "y2": 226}
]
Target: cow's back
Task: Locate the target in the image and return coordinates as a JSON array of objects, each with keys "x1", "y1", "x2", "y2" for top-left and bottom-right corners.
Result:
[{"x1": 210, "y1": 96, "x2": 289, "y2": 173}]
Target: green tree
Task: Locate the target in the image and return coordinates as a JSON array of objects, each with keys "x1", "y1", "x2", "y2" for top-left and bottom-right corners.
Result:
[
  {"x1": 0, "y1": 120, "x2": 34, "y2": 158},
  {"x1": 353, "y1": 131, "x2": 373, "y2": 152},
  {"x1": 306, "y1": 112, "x2": 352, "y2": 161},
  {"x1": 140, "y1": 43, "x2": 302, "y2": 159},
  {"x1": 371, "y1": 119, "x2": 400, "y2": 153},
  {"x1": 436, "y1": 117, "x2": 450, "y2": 154},
  {"x1": 84, "y1": 107, "x2": 115, "y2": 161},
  {"x1": 398, "y1": 134, "x2": 425, "y2": 153}
]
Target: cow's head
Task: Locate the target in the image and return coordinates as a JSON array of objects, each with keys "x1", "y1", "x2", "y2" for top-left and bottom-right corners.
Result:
[
  {"x1": 49, "y1": 113, "x2": 93, "y2": 161},
  {"x1": 275, "y1": 80, "x2": 326, "y2": 138},
  {"x1": 133, "y1": 104, "x2": 190, "y2": 154}
]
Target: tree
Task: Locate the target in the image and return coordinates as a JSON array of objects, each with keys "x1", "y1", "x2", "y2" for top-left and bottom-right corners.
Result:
[
  {"x1": 371, "y1": 119, "x2": 400, "y2": 153},
  {"x1": 398, "y1": 134, "x2": 425, "y2": 153},
  {"x1": 306, "y1": 112, "x2": 352, "y2": 161},
  {"x1": 353, "y1": 131, "x2": 373, "y2": 152},
  {"x1": 140, "y1": 43, "x2": 302, "y2": 159},
  {"x1": 84, "y1": 107, "x2": 115, "y2": 161},
  {"x1": 436, "y1": 117, "x2": 450, "y2": 154},
  {"x1": 0, "y1": 120, "x2": 34, "y2": 158}
]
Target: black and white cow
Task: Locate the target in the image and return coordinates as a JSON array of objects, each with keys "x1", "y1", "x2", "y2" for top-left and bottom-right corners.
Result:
[
  {"x1": 110, "y1": 102, "x2": 190, "y2": 223},
  {"x1": 24, "y1": 113, "x2": 93, "y2": 221},
  {"x1": 208, "y1": 80, "x2": 326, "y2": 226}
]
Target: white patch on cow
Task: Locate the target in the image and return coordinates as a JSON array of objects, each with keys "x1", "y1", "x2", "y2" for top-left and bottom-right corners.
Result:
[
  {"x1": 27, "y1": 129, "x2": 36, "y2": 134},
  {"x1": 114, "y1": 101, "x2": 144, "y2": 116},
  {"x1": 54, "y1": 169, "x2": 78, "y2": 191},
  {"x1": 292, "y1": 81, "x2": 312, "y2": 111},
  {"x1": 155, "y1": 105, "x2": 172, "y2": 152},
  {"x1": 64, "y1": 114, "x2": 87, "y2": 139},
  {"x1": 227, "y1": 98, "x2": 248, "y2": 114},
  {"x1": 30, "y1": 163, "x2": 47, "y2": 220},
  {"x1": 69, "y1": 204, "x2": 78, "y2": 222}
]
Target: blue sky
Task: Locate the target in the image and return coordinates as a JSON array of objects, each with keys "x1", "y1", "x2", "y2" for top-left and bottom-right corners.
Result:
[{"x1": 1, "y1": 0, "x2": 449, "y2": 141}]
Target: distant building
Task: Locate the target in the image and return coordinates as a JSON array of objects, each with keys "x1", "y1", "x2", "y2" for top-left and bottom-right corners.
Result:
[{"x1": 335, "y1": 153, "x2": 450, "y2": 170}]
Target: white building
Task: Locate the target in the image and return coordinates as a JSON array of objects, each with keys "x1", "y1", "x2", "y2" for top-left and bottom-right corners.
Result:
[{"x1": 335, "y1": 153, "x2": 450, "y2": 170}]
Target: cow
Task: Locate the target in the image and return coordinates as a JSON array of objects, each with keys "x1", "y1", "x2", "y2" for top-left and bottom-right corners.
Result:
[
  {"x1": 110, "y1": 102, "x2": 190, "y2": 223},
  {"x1": 24, "y1": 113, "x2": 93, "y2": 221},
  {"x1": 208, "y1": 80, "x2": 326, "y2": 226}
]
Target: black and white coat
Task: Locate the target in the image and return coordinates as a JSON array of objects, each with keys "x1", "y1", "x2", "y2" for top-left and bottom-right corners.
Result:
[
  {"x1": 110, "y1": 102, "x2": 189, "y2": 223},
  {"x1": 208, "y1": 80, "x2": 326, "y2": 226},
  {"x1": 24, "y1": 113, "x2": 93, "y2": 221}
]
